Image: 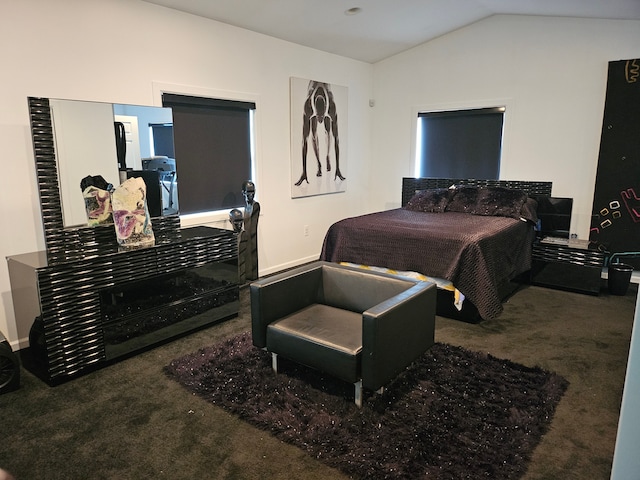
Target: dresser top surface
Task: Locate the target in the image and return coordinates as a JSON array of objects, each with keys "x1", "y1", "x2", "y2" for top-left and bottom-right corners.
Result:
[{"x1": 7, "y1": 226, "x2": 234, "y2": 269}]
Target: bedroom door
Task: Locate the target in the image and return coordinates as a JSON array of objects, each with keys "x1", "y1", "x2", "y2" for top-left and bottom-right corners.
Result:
[{"x1": 114, "y1": 114, "x2": 142, "y2": 171}]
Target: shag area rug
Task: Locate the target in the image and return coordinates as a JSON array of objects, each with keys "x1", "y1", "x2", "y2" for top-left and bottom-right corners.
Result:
[{"x1": 165, "y1": 332, "x2": 568, "y2": 480}]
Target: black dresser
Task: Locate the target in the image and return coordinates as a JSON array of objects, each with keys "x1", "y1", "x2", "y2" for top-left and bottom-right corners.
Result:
[{"x1": 7, "y1": 226, "x2": 239, "y2": 385}]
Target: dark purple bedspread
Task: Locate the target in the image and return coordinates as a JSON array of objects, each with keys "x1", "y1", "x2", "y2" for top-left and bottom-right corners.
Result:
[{"x1": 320, "y1": 209, "x2": 534, "y2": 320}]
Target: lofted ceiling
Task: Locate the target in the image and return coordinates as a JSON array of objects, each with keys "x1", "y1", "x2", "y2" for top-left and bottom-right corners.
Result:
[{"x1": 141, "y1": 0, "x2": 640, "y2": 63}]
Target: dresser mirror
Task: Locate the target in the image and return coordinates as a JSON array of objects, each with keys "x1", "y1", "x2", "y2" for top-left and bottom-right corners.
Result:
[
  {"x1": 49, "y1": 98, "x2": 177, "y2": 227},
  {"x1": 28, "y1": 97, "x2": 181, "y2": 264}
]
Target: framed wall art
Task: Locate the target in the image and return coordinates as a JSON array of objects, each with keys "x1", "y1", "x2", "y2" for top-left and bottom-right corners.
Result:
[{"x1": 290, "y1": 77, "x2": 348, "y2": 198}]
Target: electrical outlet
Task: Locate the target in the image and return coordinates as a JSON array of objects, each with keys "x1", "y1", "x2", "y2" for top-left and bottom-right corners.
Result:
[{"x1": 304, "y1": 225, "x2": 309, "y2": 236}]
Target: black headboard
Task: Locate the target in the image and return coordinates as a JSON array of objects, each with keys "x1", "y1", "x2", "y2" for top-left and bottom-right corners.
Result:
[{"x1": 401, "y1": 177, "x2": 553, "y2": 207}]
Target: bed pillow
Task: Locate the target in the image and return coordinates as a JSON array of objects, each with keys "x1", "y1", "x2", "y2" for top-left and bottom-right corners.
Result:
[
  {"x1": 471, "y1": 187, "x2": 529, "y2": 218},
  {"x1": 405, "y1": 188, "x2": 452, "y2": 213},
  {"x1": 519, "y1": 197, "x2": 539, "y2": 224},
  {"x1": 445, "y1": 186, "x2": 481, "y2": 213}
]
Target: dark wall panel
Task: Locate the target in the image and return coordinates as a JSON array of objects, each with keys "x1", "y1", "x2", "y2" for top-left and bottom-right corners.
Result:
[{"x1": 590, "y1": 59, "x2": 640, "y2": 267}]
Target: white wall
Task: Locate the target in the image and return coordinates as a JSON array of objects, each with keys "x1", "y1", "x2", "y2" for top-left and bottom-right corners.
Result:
[
  {"x1": 371, "y1": 15, "x2": 640, "y2": 237},
  {"x1": 0, "y1": 0, "x2": 373, "y2": 347}
]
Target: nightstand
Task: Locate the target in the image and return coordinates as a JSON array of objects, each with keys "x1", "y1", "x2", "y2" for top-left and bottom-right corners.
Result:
[{"x1": 530, "y1": 238, "x2": 606, "y2": 295}]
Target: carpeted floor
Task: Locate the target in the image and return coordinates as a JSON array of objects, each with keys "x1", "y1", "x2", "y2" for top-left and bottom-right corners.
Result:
[
  {"x1": 165, "y1": 331, "x2": 568, "y2": 480},
  {"x1": 0, "y1": 282, "x2": 636, "y2": 479}
]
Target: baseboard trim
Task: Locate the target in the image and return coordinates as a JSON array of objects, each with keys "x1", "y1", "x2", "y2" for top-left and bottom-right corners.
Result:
[{"x1": 258, "y1": 255, "x2": 320, "y2": 277}]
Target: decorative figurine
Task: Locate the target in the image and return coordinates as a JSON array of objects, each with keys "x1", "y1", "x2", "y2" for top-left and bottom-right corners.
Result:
[
  {"x1": 229, "y1": 208, "x2": 247, "y2": 284},
  {"x1": 242, "y1": 180, "x2": 260, "y2": 280}
]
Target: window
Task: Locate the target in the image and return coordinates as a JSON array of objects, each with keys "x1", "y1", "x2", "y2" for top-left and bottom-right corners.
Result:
[
  {"x1": 149, "y1": 123, "x2": 175, "y2": 158},
  {"x1": 162, "y1": 93, "x2": 256, "y2": 214},
  {"x1": 415, "y1": 107, "x2": 504, "y2": 179}
]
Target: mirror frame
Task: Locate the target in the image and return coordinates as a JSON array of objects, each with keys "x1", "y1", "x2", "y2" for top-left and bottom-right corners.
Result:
[{"x1": 28, "y1": 97, "x2": 181, "y2": 264}]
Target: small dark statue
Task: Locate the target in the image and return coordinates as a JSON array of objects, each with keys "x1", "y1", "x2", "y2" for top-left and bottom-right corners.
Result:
[
  {"x1": 229, "y1": 181, "x2": 260, "y2": 283},
  {"x1": 242, "y1": 180, "x2": 260, "y2": 281},
  {"x1": 228, "y1": 208, "x2": 246, "y2": 284}
]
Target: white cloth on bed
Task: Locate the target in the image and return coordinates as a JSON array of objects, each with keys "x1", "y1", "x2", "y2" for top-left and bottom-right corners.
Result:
[{"x1": 339, "y1": 262, "x2": 465, "y2": 311}]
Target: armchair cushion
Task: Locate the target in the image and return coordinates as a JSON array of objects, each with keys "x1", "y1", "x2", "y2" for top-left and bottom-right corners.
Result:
[{"x1": 267, "y1": 304, "x2": 362, "y2": 383}]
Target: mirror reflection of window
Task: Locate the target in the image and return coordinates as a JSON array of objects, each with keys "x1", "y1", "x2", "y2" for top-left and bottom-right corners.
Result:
[{"x1": 149, "y1": 124, "x2": 175, "y2": 158}]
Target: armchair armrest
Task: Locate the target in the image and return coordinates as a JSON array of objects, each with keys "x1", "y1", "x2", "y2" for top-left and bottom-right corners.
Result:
[
  {"x1": 250, "y1": 263, "x2": 324, "y2": 347},
  {"x1": 361, "y1": 281, "x2": 437, "y2": 391}
]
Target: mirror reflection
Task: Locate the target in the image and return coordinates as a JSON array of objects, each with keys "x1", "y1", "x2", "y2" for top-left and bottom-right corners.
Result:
[{"x1": 50, "y1": 99, "x2": 178, "y2": 228}]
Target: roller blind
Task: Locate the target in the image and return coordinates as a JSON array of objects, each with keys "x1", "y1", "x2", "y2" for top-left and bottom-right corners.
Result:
[
  {"x1": 162, "y1": 93, "x2": 256, "y2": 214},
  {"x1": 417, "y1": 107, "x2": 503, "y2": 180}
]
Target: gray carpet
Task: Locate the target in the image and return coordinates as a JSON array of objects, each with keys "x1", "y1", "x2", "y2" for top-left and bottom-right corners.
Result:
[{"x1": 0, "y1": 282, "x2": 636, "y2": 480}]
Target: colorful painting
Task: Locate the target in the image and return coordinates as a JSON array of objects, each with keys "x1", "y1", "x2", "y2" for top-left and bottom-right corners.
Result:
[{"x1": 590, "y1": 59, "x2": 640, "y2": 268}]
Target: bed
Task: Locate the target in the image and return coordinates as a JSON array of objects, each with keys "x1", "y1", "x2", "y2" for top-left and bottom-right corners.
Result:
[{"x1": 320, "y1": 177, "x2": 552, "y2": 322}]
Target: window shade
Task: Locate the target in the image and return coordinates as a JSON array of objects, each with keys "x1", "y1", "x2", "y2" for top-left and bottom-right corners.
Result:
[
  {"x1": 162, "y1": 93, "x2": 255, "y2": 214},
  {"x1": 417, "y1": 107, "x2": 503, "y2": 180}
]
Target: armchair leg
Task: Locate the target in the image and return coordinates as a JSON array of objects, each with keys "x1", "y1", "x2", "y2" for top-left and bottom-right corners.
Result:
[
  {"x1": 272, "y1": 352, "x2": 278, "y2": 373},
  {"x1": 354, "y1": 380, "x2": 363, "y2": 408}
]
